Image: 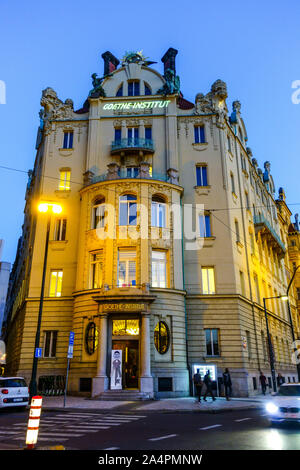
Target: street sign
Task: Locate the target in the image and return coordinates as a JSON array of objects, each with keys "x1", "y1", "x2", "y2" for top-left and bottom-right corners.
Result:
[
  {"x1": 67, "y1": 332, "x2": 75, "y2": 358},
  {"x1": 69, "y1": 331, "x2": 75, "y2": 346},
  {"x1": 35, "y1": 348, "x2": 42, "y2": 358}
]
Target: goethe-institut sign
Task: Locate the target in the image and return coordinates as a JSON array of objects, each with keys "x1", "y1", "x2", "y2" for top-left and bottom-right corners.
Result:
[{"x1": 103, "y1": 100, "x2": 170, "y2": 111}]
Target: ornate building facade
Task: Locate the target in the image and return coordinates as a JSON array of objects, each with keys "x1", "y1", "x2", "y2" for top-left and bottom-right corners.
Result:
[{"x1": 3, "y1": 48, "x2": 300, "y2": 397}]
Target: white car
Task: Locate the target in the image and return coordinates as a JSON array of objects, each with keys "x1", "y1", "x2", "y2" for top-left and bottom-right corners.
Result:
[
  {"x1": 0, "y1": 377, "x2": 29, "y2": 409},
  {"x1": 265, "y1": 383, "x2": 300, "y2": 424}
]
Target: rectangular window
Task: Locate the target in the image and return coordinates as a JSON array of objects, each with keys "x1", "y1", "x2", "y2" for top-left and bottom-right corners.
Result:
[
  {"x1": 196, "y1": 166, "x2": 208, "y2": 186},
  {"x1": 127, "y1": 127, "x2": 139, "y2": 144},
  {"x1": 145, "y1": 127, "x2": 152, "y2": 140},
  {"x1": 43, "y1": 331, "x2": 57, "y2": 358},
  {"x1": 49, "y1": 270, "x2": 63, "y2": 297},
  {"x1": 126, "y1": 167, "x2": 139, "y2": 178},
  {"x1": 205, "y1": 329, "x2": 219, "y2": 356},
  {"x1": 230, "y1": 173, "x2": 235, "y2": 194},
  {"x1": 114, "y1": 128, "x2": 122, "y2": 141},
  {"x1": 119, "y1": 195, "x2": 137, "y2": 226},
  {"x1": 90, "y1": 251, "x2": 103, "y2": 289},
  {"x1": 118, "y1": 249, "x2": 136, "y2": 287},
  {"x1": 151, "y1": 200, "x2": 166, "y2": 228},
  {"x1": 59, "y1": 170, "x2": 71, "y2": 191},
  {"x1": 201, "y1": 267, "x2": 215, "y2": 294},
  {"x1": 54, "y1": 218, "x2": 67, "y2": 241},
  {"x1": 199, "y1": 214, "x2": 211, "y2": 237},
  {"x1": 152, "y1": 250, "x2": 167, "y2": 288},
  {"x1": 128, "y1": 81, "x2": 140, "y2": 96},
  {"x1": 194, "y1": 125, "x2": 205, "y2": 144},
  {"x1": 63, "y1": 131, "x2": 73, "y2": 149}
]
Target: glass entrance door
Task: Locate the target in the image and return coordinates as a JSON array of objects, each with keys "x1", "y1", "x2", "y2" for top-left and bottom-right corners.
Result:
[{"x1": 112, "y1": 340, "x2": 139, "y2": 389}]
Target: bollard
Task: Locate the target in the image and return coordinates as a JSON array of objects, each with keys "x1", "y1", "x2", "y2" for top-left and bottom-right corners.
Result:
[{"x1": 25, "y1": 396, "x2": 43, "y2": 450}]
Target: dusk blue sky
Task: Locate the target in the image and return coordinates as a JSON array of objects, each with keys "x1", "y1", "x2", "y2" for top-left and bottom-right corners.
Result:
[{"x1": 1, "y1": 0, "x2": 300, "y2": 263}]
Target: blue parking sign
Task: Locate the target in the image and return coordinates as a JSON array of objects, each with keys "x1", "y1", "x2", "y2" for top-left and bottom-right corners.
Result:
[
  {"x1": 35, "y1": 348, "x2": 42, "y2": 358},
  {"x1": 69, "y1": 332, "x2": 75, "y2": 346}
]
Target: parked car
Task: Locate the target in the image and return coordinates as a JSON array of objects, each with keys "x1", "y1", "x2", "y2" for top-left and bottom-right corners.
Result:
[
  {"x1": 265, "y1": 383, "x2": 300, "y2": 424},
  {"x1": 0, "y1": 377, "x2": 29, "y2": 409}
]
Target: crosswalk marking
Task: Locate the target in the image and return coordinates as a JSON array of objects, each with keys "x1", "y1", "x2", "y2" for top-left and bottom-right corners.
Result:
[
  {"x1": 235, "y1": 418, "x2": 252, "y2": 422},
  {"x1": 148, "y1": 434, "x2": 177, "y2": 441},
  {"x1": 200, "y1": 424, "x2": 222, "y2": 430}
]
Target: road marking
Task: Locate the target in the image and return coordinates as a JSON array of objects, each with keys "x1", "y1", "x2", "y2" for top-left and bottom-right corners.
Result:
[
  {"x1": 148, "y1": 434, "x2": 177, "y2": 441},
  {"x1": 13, "y1": 436, "x2": 69, "y2": 442},
  {"x1": 235, "y1": 418, "x2": 252, "y2": 422},
  {"x1": 199, "y1": 424, "x2": 222, "y2": 430},
  {"x1": 64, "y1": 426, "x2": 110, "y2": 430},
  {"x1": 39, "y1": 432, "x2": 83, "y2": 437},
  {"x1": 110, "y1": 415, "x2": 146, "y2": 418},
  {"x1": 104, "y1": 447, "x2": 120, "y2": 450},
  {"x1": 0, "y1": 431, "x2": 23, "y2": 435}
]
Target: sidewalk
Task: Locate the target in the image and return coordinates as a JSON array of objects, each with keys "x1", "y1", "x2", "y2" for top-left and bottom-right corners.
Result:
[{"x1": 38, "y1": 393, "x2": 272, "y2": 413}]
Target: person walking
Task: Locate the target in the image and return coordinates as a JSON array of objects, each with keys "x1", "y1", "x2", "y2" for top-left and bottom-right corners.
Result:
[
  {"x1": 203, "y1": 370, "x2": 216, "y2": 401},
  {"x1": 277, "y1": 373, "x2": 284, "y2": 386},
  {"x1": 259, "y1": 371, "x2": 267, "y2": 395},
  {"x1": 193, "y1": 369, "x2": 203, "y2": 403},
  {"x1": 223, "y1": 368, "x2": 232, "y2": 400}
]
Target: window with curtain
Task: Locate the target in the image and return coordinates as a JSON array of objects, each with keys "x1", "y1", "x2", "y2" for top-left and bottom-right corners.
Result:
[
  {"x1": 59, "y1": 170, "x2": 71, "y2": 191},
  {"x1": 54, "y1": 218, "x2": 67, "y2": 241},
  {"x1": 49, "y1": 270, "x2": 63, "y2": 297},
  {"x1": 151, "y1": 196, "x2": 166, "y2": 228},
  {"x1": 119, "y1": 194, "x2": 137, "y2": 226},
  {"x1": 152, "y1": 250, "x2": 167, "y2": 288},
  {"x1": 92, "y1": 198, "x2": 105, "y2": 229},
  {"x1": 117, "y1": 249, "x2": 136, "y2": 287},
  {"x1": 90, "y1": 251, "x2": 103, "y2": 289},
  {"x1": 201, "y1": 267, "x2": 215, "y2": 294}
]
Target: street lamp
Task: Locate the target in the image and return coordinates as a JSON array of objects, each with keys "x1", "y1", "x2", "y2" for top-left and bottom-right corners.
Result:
[{"x1": 29, "y1": 202, "x2": 62, "y2": 397}]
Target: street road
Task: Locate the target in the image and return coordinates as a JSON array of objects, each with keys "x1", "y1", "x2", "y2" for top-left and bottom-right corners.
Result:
[{"x1": 0, "y1": 408, "x2": 299, "y2": 450}]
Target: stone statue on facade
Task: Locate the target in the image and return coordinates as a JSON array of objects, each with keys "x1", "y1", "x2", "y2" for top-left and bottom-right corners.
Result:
[
  {"x1": 88, "y1": 73, "x2": 107, "y2": 98},
  {"x1": 194, "y1": 80, "x2": 228, "y2": 115},
  {"x1": 40, "y1": 87, "x2": 74, "y2": 123},
  {"x1": 157, "y1": 68, "x2": 180, "y2": 95}
]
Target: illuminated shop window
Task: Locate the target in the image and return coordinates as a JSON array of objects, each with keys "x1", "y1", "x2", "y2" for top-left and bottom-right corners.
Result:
[
  {"x1": 201, "y1": 267, "x2": 215, "y2": 294},
  {"x1": 128, "y1": 80, "x2": 140, "y2": 96},
  {"x1": 152, "y1": 250, "x2": 167, "y2": 288},
  {"x1": 112, "y1": 319, "x2": 139, "y2": 336},
  {"x1": 117, "y1": 249, "x2": 136, "y2": 287},
  {"x1": 59, "y1": 170, "x2": 71, "y2": 191},
  {"x1": 205, "y1": 329, "x2": 219, "y2": 356},
  {"x1": 92, "y1": 198, "x2": 105, "y2": 229},
  {"x1": 54, "y1": 218, "x2": 67, "y2": 241},
  {"x1": 90, "y1": 251, "x2": 103, "y2": 289},
  {"x1": 49, "y1": 270, "x2": 63, "y2": 297},
  {"x1": 151, "y1": 196, "x2": 166, "y2": 228},
  {"x1": 154, "y1": 321, "x2": 170, "y2": 355},
  {"x1": 119, "y1": 194, "x2": 137, "y2": 226},
  {"x1": 63, "y1": 131, "x2": 73, "y2": 149},
  {"x1": 43, "y1": 331, "x2": 57, "y2": 358},
  {"x1": 85, "y1": 322, "x2": 98, "y2": 355}
]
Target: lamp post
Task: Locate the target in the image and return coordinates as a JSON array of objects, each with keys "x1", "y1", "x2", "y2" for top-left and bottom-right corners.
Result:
[
  {"x1": 29, "y1": 202, "x2": 62, "y2": 398},
  {"x1": 285, "y1": 265, "x2": 300, "y2": 382},
  {"x1": 263, "y1": 296, "x2": 278, "y2": 393}
]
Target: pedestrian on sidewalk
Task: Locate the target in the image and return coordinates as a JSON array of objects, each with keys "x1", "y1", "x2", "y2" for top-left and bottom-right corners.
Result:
[
  {"x1": 223, "y1": 368, "x2": 232, "y2": 400},
  {"x1": 259, "y1": 371, "x2": 267, "y2": 395},
  {"x1": 277, "y1": 373, "x2": 284, "y2": 386},
  {"x1": 193, "y1": 369, "x2": 203, "y2": 403},
  {"x1": 203, "y1": 370, "x2": 216, "y2": 402}
]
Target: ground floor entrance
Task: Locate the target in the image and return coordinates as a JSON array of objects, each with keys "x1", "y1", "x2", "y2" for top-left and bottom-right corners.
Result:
[{"x1": 112, "y1": 340, "x2": 139, "y2": 389}]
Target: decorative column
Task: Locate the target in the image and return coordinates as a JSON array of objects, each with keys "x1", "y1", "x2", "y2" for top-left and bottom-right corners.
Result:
[
  {"x1": 92, "y1": 313, "x2": 109, "y2": 396},
  {"x1": 139, "y1": 312, "x2": 154, "y2": 396}
]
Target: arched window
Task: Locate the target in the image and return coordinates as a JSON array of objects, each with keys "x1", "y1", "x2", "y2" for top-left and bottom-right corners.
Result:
[
  {"x1": 116, "y1": 84, "x2": 123, "y2": 97},
  {"x1": 85, "y1": 322, "x2": 98, "y2": 355},
  {"x1": 151, "y1": 195, "x2": 166, "y2": 228},
  {"x1": 128, "y1": 80, "x2": 140, "y2": 96},
  {"x1": 119, "y1": 194, "x2": 137, "y2": 226},
  {"x1": 154, "y1": 321, "x2": 170, "y2": 355},
  {"x1": 144, "y1": 82, "x2": 152, "y2": 95},
  {"x1": 92, "y1": 197, "x2": 105, "y2": 229}
]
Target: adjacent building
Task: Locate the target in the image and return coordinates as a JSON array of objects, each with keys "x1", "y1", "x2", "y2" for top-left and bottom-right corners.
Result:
[
  {"x1": 0, "y1": 241, "x2": 10, "y2": 335},
  {"x1": 3, "y1": 48, "x2": 300, "y2": 398}
]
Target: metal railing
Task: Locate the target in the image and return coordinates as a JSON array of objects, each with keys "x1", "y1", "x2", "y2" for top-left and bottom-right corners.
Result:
[
  {"x1": 253, "y1": 214, "x2": 286, "y2": 253},
  {"x1": 90, "y1": 170, "x2": 169, "y2": 185},
  {"x1": 111, "y1": 137, "x2": 154, "y2": 152}
]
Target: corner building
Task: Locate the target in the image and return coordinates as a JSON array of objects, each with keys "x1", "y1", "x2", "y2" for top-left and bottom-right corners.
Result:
[{"x1": 4, "y1": 49, "x2": 299, "y2": 398}]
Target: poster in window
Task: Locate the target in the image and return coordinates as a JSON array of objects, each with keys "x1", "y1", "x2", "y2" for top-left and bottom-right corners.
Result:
[{"x1": 110, "y1": 349, "x2": 122, "y2": 390}]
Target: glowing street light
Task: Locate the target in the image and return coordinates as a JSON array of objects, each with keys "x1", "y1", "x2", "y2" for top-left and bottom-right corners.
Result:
[{"x1": 29, "y1": 202, "x2": 62, "y2": 397}]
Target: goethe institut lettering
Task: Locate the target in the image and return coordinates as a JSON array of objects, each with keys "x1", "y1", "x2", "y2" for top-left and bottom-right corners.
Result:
[{"x1": 3, "y1": 48, "x2": 300, "y2": 399}]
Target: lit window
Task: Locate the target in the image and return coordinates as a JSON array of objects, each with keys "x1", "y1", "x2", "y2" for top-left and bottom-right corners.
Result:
[
  {"x1": 196, "y1": 166, "x2": 208, "y2": 186},
  {"x1": 154, "y1": 321, "x2": 170, "y2": 354},
  {"x1": 49, "y1": 270, "x2": 63, "y2": 297},
  {"x1": 85, "y1": 322, "x2": 98, "y2": 355},
  {"x1": 118, "y1": 249, "x2": 136, "y2": 287},
  {"x1": 199, "y1": 214, "x2": 211, "y2": 237},
  {"x1": 152, "y1": 250, "x2": 167, "y2": 288},
  {"x1": 151, "y1": 196, "x2": 166, "y2": 228},
  {"x1": 92, "y1": 198, "x2": 105, "y2": 229},
  {"x1": 90, "y1": 251, "x2": 103, "y2": 289},
  {"x1": 59, "y1": 170, "x2": 71, "y2": 191},
  {"x1": 43, "y1": 331, "x2": 57, "y2": 358},
  {"x1": 112, "y1": 319, "x2": 139, "y2": 336},
  {"x1": 128, "y1": 81, "x2": 140, "y2": 96},
  {"x1": 119, "y1": 194, "x2": 137, "y2": 226},
  {"x1": 205, "y1": 329, "x2": 219, "y2": 356},
  {"x1": 63, "y1": 131, "x2": 73, "y2": 149},
  {"x1": 194, "y1": 125, "x2": 205, "y2": 144},
  {"x1": 201, "y1": 267, "x2": 215, "y2": 294},
  {"x1": 54, "y1": 218, "x2": 67, "y2": 241}
]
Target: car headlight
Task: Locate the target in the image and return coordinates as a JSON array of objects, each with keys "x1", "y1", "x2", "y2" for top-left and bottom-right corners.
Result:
[{"x1": 266, "y1": 402, "x2": 279, "y2": 414}]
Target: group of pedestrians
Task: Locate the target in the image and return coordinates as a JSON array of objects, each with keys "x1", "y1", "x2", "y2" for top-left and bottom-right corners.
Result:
[{"x1": 193, "y1": 368, "x2": 232, "y2": 403}]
